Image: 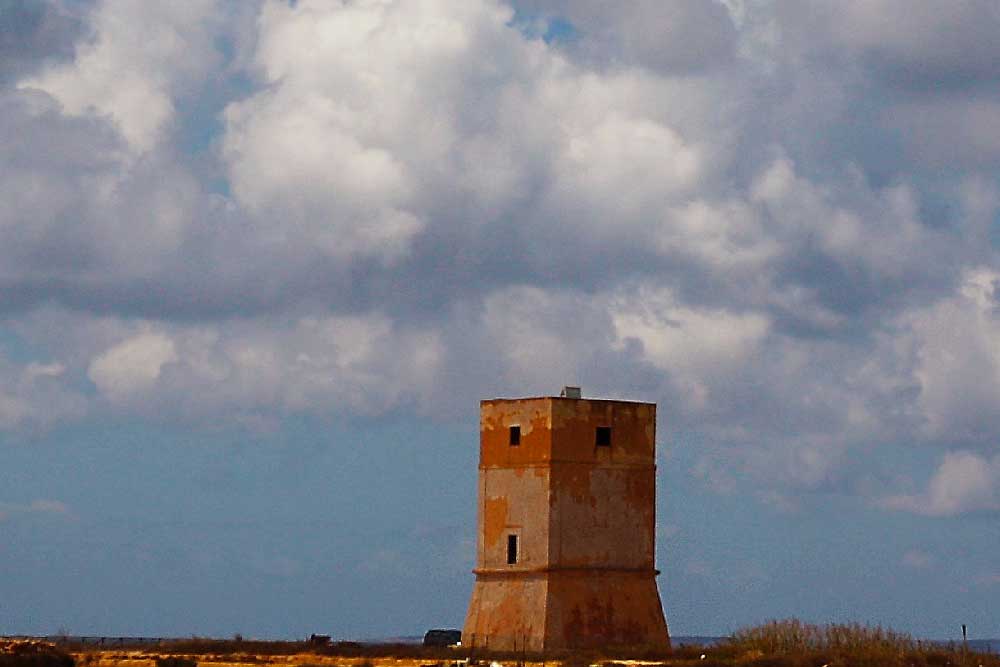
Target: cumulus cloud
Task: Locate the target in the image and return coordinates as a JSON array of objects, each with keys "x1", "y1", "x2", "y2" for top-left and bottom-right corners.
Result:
[
  {"x1": 902, "y1": 269, "x2": 1000, "y2": 443},
  {"x1": 884, "y1": 451, "x2": 1000, "y2": 517},
  {"x1": 73, "y1": 313, "x2": 444, "y2": 422},
  {"x1": 219, "y1": 0, "x2": 716, "y2": 271},
  {"x1": 88, "y1": 331, "x2": 179, "y2": 403},
  {"x1": 3, "y1": 0, "x2": 1000, "y2": 516},
  {"x1": 20, "y1": 0, "x2": 224, "y2": 153},
  {"x1": 612, "y1": 286, "x2": 770, "y2": 411}
]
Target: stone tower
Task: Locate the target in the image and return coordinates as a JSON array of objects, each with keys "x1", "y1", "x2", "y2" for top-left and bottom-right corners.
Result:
[{"x1": 462, "y1": 391, "x2": 670, "y2": 653}]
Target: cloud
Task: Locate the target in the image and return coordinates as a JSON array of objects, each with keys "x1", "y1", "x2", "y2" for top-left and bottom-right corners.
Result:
[
  {"x1": 975, "y1": 573, "x2": 1000, "y2": 586},
  {"x1": 884, "y1": 451, "x2": 1000, "y2": 517},
  {"x1": 218, "y1": 0, "x2": 717, "y2": 273},
  {"x1": 685, "y1": 560, "x2": 713, "y2": 577},
  {"x1": 768, "y1": 0, "x2": 1000, "y2": 171},
  {"x1": 511, "y1": 0, "x2": 738, "y2": 73},
  {"x1": 887, "y1": 96, "x2": 1000, "y2": 168},
  {"x1": 0, "y1": 352, "x2": 84, "y2": 431},
  {"x1": 0, "y1": 499, "x2": 72, "y2": 523},
  {"x1": 70, "y1": 312, "x2": 444, "y2": 423},
  {"x1": 20, "y1": 0, "x2": 224, "y2": 153},
  {"x1": 3, "y1": 0, "x2": 1000, "y2": 517},
  {"x1": 902, "y1": 269, "x2": 1000, "y2": 443},
  {"x1": 220, "y1": 0, "x2": 517, "y2": 264},
  {"x1": 612, "y1": 285, "x2": 770, "y2": 411},
  {"x1": 88, "y1": 331, "x2": 179, "y2": 403},
  {"x1": 780, "y1": 0, "x2": 1000, "y2": 89},
  {"x1": 0, "y1": 0, "x2": 86, "y2": 83},
  {"x1": 901, "y1": 550, "x2": 934, "y2": 570}
]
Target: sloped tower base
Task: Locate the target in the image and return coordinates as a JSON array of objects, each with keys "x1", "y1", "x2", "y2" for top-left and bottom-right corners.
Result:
[{"x1": 463, "y1": 570, "x2": 669, "y2": 653}]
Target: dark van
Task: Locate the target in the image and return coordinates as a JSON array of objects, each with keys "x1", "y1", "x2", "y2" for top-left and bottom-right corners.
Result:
[{"x1": 423, "y1": 629, "x2": 462, "y2": 647}]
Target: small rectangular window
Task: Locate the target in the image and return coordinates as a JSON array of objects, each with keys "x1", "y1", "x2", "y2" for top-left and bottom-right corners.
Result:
[
  {"x1": 595, "y1": 426, "x2": 612, "y2": 447},
  {"x1": 509, "y1": 425, "x2": 520, "y2": 446},
  {"x1": 507, "y1": 534, "x2": 518, "y2": 564}
]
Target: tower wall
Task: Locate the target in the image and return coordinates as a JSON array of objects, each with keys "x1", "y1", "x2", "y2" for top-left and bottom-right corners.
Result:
[
  {"x1": 544, "y1": 571, "x2": 669, "y2": 650},
  {"x1": 463, "y1": 575, "x2": 549, "y2": 653},
  {"x1": 463, "y1": 396, "x2": 669, "y2": 654}
]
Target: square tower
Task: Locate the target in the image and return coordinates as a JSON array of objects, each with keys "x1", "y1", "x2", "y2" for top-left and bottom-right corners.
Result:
[{"x1": 462, "y1": 394, "x2": 670, "y2": 653}]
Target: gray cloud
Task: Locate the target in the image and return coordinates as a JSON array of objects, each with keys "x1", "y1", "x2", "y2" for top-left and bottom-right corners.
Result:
[
  {"x1": 511, "y1": 0, "x2": 738, "y2": 73},
  {"x1": 0, "y1": 0, "x2": 88, "y2": 82},
  {"x1": 777, "y1": 0, "x2": 1000, "y2": 91}
]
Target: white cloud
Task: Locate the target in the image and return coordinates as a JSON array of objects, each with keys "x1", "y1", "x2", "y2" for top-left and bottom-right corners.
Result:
[
  {"x1": 88, "y1": 331, "x2": 179, "y2": 402},
  {"x1": 749, "y1": 155, "x2": 942, "y2": 285},
  {"x1": 901, "y1": 269, "x2": 1000, "y2": 442},
  {"x1": 551, "y1": 112, "x2": 703, "y2": 207},
  {"x1": 221, "y1": 0, "x2": 714, "y2": 267},
  {"x1": 656, "y1": 198, "x2": 780, "y2": 276},
  {"x1": 74, "y1": 313, "x2": 445, "y2": 422},
  {"x1": 20, "y1": 0, "x2": 223, "y2": 153},
  {"x1": 884, "y1": 451, "x2": 1000, "y2": 517},
  {"x1": 221, "y1": 0, "x2": 515, "y2": 263},
  {"x1": 612, "y1": 286, "x2": 769, "y2": 410}
]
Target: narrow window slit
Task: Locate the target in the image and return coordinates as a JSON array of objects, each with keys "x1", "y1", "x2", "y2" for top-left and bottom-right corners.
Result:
[{"x1": 507, "y1": 534, "x2": 518, "y2": 564}]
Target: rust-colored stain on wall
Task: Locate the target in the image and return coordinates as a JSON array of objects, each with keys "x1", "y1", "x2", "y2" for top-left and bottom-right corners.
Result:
[
  {"x1": 462, "y1": 395, "x2": 670, "y2": 653},
  {"x1": 482, "y1": 496, "x2": 509, "y2": 549}
]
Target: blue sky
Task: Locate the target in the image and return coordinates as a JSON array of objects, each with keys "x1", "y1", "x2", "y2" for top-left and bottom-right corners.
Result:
[{"x1": 2, "y1": 0, "x2": 1000, "y2": 641}]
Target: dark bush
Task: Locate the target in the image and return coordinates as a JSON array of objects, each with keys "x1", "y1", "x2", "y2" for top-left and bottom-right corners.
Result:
[
  {"x1": 155, "y1": 657, "x2": 197, "y2": 667},
  {"x1": 0, "y1": 642, "x2": 74, "y2": 667}
]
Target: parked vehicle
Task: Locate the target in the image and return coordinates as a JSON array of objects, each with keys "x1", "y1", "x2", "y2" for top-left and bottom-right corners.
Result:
[{"x1": 422, "y1": 629, "x2": 461, "y2": 647}]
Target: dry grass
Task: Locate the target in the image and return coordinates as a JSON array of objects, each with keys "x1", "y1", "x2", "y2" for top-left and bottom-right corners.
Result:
[
  {"x1": 57, "y1": 621, "x2": 1000, "y2": 667},
  {"x1": 699, "y1": 619, "x2": 1000, "y2": 667},
  {"x1": 723, "y1": 619, "x2": 917, "y2": 658}
]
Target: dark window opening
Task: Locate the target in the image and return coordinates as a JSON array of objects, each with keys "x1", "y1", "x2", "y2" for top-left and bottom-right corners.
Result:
[
  {"x1": 595, "y1": 426, "x2": 612, "y2": 447},
  {"x1": 507, "y1": 534, "x2": 518, "y2": 564},
  {"x1": 509, "y1": 425, "x2": 520, "y2": 446}
]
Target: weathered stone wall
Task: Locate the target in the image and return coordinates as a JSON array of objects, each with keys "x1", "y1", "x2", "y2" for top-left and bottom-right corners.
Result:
[{"x1": 463, "y1": 396, "x2": 669, "y2": 653}]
